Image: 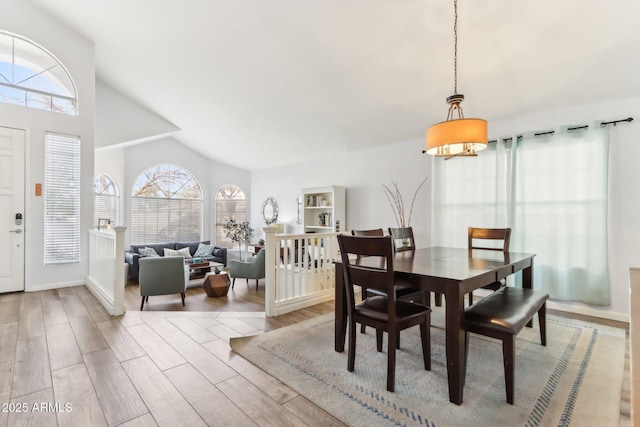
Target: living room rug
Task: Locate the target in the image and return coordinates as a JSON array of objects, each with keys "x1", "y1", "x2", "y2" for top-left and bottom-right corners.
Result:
[{"x1": 230, "y1": 309, "x2": 625, "y2": 427}]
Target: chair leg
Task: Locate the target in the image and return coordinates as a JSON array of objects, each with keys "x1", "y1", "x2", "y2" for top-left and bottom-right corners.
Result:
[
  {"x1": 256, "y1": 279, "x2": 259, "y2": 291},
  {"x1": 347, "y1": 321, "x2": 357, "y2": 372},
  {"x1": 232, "y1": 277, "x2": 236, "y2": 289},
  {"x1": 376, "y1": 329, "x2": 383, "y2": 352},
  {"x1": 180, "y1": 292, "x2": 185, "y2": 306},
  {"x1": 420, "y1": 321, "x2": 431, "y2": 371},
  {"x1": 361, "y1": 288, "x2": 367, "y2": 334},
  {"x1": 387, "y1": 329, "x2": 397, "y2": 392},
  {"x1": 503, "y1": 335, "x2": 515, "y2": 404},
  {"x1": 539, "y1": 303, "x2": 547, "y2": 346},
  {"x1": 140, "y1": 296, "x2": 145, "y2": 310}
]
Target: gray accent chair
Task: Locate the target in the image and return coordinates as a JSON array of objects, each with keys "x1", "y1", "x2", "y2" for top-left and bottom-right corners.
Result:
[
  {"x1": 229, "y1": 248, "x2": 266, "y2": 291},
  {"x1": 139, "y1": 256, "x2": 189, "y2": 310}
]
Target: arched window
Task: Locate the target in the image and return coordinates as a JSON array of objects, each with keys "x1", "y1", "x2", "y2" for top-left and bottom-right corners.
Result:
[
  {"x1": 215, "y1": 184, "x2": 246, "y2": 248},
  {"x1": 94, "y1": 174, "x2": 120, "y2": 229},
  {"x1": 0, "y1": 31, "x2": 77, "y2": 115},
  {"x1": 131, "y1": 165, "x2": 202, "y2": 244}
]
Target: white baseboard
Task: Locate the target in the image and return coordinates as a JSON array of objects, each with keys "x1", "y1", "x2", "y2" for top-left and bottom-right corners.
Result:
[
  {"x1": 270, "y1": 290, "x2": 334, "y2": 317},
  {"x1": 546, "y1": 300, "x2": 628, "y2": 323},
  {"x1": 26, "y1": 280, "x2": 84, "y2": 293},
  {"x1": 85, "y1": 277, "x2": 119, "y2": 316}
]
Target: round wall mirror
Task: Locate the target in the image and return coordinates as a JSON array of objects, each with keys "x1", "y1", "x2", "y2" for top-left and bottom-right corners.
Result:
[{"x1": 262, "y1": 197, "x2": 279, "y2": 225}]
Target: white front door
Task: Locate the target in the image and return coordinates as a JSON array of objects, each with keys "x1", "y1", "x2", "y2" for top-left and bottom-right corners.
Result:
[{"x1": 0, "y1": 127, "x2": 25, "y2": 293}]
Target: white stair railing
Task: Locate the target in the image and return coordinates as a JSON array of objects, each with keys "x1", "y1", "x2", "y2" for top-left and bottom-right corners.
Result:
[
  {"x1": 264, "y1": 226, "x2": 339, "y2": 317},
  {"x1": 87, "y1": 225, "x2": 127, "y2": 315}
]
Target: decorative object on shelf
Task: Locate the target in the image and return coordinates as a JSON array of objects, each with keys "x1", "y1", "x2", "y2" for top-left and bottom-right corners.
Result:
[
  {"x1": 258, "y1": 238, "x2": 265, "y2": 245},
  {"x1": 262, "y1": 197, "x2": 279, "y2": 225},
  {"x1": 97, "y1": 218, "x2": 111, "y2": 231},
  {"x1": 383, "y1": 178, "x2": 428, "y2": 227},
  {"x1": 223, "y1": 218, "x2": 254, "y2": 261},
  {"x1": 425, "y1": 0, "x2": 487, "y2": 159},
  {"x1": 214, "y1": 266, "x2": 221, "y2": 274}
]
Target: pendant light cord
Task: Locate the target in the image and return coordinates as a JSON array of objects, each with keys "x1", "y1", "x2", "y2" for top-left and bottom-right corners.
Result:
[{"x1": 453, "y1": 0, "x2": 458, "y2": 95}]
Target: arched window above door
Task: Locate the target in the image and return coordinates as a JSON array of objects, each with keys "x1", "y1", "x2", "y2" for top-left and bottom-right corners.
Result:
[{"x1": 0, "y1": 31, "x2": 77, "y2": 115}]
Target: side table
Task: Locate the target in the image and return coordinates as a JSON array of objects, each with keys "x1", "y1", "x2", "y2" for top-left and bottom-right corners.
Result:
[{"x1": 202, "y1": 271, "x2": 230, "y2": 297}]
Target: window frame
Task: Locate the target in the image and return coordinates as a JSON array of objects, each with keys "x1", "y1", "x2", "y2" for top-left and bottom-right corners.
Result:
[{"x1": 0, "y1": 31, "x2": 78, "y2": 115}]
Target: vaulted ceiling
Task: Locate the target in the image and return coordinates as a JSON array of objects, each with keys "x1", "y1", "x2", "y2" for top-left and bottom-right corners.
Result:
[{"x1": 27, "y1": 0, "x2": 640, "y2": 170}]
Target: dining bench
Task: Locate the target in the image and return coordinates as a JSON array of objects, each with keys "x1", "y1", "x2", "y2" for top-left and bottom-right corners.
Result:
[{"x1": 463, "y1": 286, "x2": 549, "y2": 404}]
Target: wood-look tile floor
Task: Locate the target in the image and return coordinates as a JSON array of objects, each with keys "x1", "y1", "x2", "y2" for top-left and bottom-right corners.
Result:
[{"x1": 0, "y1": 282, "x2": 631, "y2": 426}]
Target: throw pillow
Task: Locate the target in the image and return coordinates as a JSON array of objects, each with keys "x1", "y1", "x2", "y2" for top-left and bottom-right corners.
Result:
[
  {"x1": 165, "y1": 247, "x2": 192, "y2": 258},
  {"x1": 176, "y1": 246, "x2": 192, "y2": 258},
  {"x1": 193, "y1": 243, "x2": 214, "y2": 258},
  {"x1": 139, "y1": 247, "x2": 160, "y2": 257}
]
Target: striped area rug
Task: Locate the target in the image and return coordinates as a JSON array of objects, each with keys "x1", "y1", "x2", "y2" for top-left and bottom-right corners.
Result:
[{"x1": 231, "y1": 310, "x2": 625, "y2": 427}]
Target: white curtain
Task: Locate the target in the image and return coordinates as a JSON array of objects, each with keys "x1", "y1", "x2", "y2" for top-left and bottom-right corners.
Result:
[
  {"x1": 432, "y1": 125, "x2": 610, "y2": 305},
  {"x1": 431, "y1": 140, "x2": 509, "y2": 248}
]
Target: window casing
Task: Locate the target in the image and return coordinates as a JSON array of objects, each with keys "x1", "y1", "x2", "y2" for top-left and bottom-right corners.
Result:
[
  {"x1": 131, "y1": 165, "x2": 203, "y2": 244},
  {"x1": 94, "y1": 174, "x2": 120, "y2": 228},
  {"x1": 0, "y1": 31, "x2": 77, "y2": 115},
  {"x1": 215, "y1": 185, "x2": 246, "y2": 248},
  {"x1": 44, "y1": 133, "x2": 81, "y2": 265}
]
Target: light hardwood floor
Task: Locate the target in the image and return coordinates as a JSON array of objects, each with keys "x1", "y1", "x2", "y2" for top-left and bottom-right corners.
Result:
[{"x1": 0, "y1": 282, "x2": 630, "y2": 426}]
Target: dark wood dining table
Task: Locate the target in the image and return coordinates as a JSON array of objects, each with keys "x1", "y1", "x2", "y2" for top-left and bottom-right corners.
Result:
[{"x1": 334, "y1": 246, "x2": 535, "y2": 405}]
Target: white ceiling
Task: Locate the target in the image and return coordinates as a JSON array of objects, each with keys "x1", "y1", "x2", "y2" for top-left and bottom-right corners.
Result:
[{"x1": 27, "y1": 0, "x2": 640, "y2": 170}]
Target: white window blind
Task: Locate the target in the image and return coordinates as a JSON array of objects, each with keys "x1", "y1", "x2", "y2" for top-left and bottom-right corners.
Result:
[
  {"x1": 94, "y1": 174, "x2": 120, "y2": 228},
  {"x1": 44, "y1": 133, "x2": 81, "y2": 264},
  {"x1": 130, "y1": 164, "x2": 203, "y2": 245},
  {"x1": 131, "y1": 198, "x2": 202, "y2": 244}
]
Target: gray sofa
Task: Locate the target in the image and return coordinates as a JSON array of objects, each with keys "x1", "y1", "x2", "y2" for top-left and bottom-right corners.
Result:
[{"x1": 125, "y1": 241, "x2": 227, "y2": 280}]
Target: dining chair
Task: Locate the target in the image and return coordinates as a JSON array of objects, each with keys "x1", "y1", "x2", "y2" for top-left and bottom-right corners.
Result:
[
  {"x1": 388, "y1": 227, "x2": 439, "y2": 306},
  {"x1": 467, "y1": 227, "x2": 512, "y2": 305},
  {"x1": 337, "y1": 234, "x2": 431, "y2": 392},
  {"x1": 353, "y1": 229, "x2": 426, "y2": 337},
  {"x1": 388, "y1": 226, "x2": 416, "y2": 252}
]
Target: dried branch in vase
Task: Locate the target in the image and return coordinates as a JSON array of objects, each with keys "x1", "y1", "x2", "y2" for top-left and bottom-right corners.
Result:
[{"x1": 382, "y1": 177, "x2": 428, "y2": 228}]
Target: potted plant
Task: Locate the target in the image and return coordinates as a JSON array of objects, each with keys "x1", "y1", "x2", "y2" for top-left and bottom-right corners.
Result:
[{"x1": 223, "y1": 218, "x2": 254, "y2": 261}]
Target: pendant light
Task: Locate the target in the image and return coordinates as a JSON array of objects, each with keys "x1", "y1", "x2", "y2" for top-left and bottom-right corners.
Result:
[{"x1": 426, "y1": 0, "x2": 487, "y2": 158}]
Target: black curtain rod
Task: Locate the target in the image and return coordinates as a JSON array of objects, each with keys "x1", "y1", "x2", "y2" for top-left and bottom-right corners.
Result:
[{"x1": 487, "y1": 116, "x2": 634, "y2": 144}]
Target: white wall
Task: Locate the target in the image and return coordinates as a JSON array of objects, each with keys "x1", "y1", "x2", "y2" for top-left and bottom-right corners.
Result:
[
  {"x1": 96, "y1": 80, "x2": 180, "y2": 148},
  {"x1": 251, "y1": 139, "x2": 432, "y2": 242},
  {"x1": 251, "y1": 96, "x2": 640, "y2": 322},
  {"x1": 0, "y1": 0, "x2": 95, "y2": 291}
]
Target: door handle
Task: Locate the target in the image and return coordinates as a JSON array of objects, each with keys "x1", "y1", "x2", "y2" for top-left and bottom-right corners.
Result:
[{"x1": 9, "y1": 229, "x2": 23, "y2": 233}]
